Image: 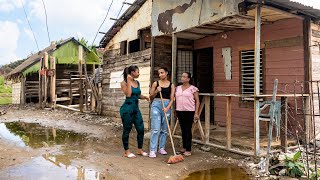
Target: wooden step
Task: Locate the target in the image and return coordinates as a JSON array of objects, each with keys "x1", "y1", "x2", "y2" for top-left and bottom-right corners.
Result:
[{"x1": 56, "y1": 97, "x2": 71, "y2": 102}]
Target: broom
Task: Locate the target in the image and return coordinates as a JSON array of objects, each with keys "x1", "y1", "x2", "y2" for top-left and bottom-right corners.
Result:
[{"x1": 159, "y1": 91, "x2": 184, "y2": 164}]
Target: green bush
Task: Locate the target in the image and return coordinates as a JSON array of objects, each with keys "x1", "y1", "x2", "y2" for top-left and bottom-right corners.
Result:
[{"x1": 285, "y1": 151, "x2": 305, "y2": 178}]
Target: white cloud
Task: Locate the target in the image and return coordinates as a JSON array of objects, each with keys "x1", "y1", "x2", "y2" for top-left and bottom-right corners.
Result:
[
  {"x1": 0, "y1": 21, "x2": 20, "y2": 65},
  {"x1": 24, "y1": 27, "x2": 33, "y2": 40},
  {"x1": 0, "y1": 0, "x2": 24, "y2": 12},
  {"x1": 27, "y1": 0, "x2": 135, "y2": 45}
]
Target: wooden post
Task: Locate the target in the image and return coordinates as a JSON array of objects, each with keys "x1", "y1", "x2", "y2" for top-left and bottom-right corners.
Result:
[
  {"x1": 39, "y1": 58, "x2": 43, "y2": 107},
  {"x1": 171, "y1": 33, "x2": 177, "y2": 130},
  {"x1": 205, "y1": 96, "x2": 210, "y2": 143},
  {"x1": 43, "y1": 52, "x2": 49, "y2": 107},
  {"x1": 280, "y1": 97, "x2": 288, "y2": 152},
  {"x1": 50, "y1": 57, "x2": 56, "y2": 104},
  {"x1": 79, "y1": 45, "x2": 84, "y2": 112},
  {"x1": 226, "y1": 96, "x2": 232, "y2": 149},
  {"x1": 91, "y1": 63, "x2": 96, "y2": 112},
  {"x1": 253, "y1": 0, "x2": 262, "y2": 156},
  {"x1": 20, "y1": 76, "x2": 26, "y2": 105}
]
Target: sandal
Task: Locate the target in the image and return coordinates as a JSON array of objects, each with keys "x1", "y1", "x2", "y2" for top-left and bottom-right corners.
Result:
[
  {"x1": 137, "y1": 151, "x2": 148, "y2": 157},
  {"x1": 183, "y1": 152, "x2": 192, "y2": 157},
  {"x1": 177, "y1": 149, "x2": 186, "y2": 155},
  {"x1": 124, "y1": 153, "x2": 136, "y2": 158}
]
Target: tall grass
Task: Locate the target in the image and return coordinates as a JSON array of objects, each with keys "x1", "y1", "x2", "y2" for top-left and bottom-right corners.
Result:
[{"x1": 0, "y1": 76, "x2": 12, "y2": 104}]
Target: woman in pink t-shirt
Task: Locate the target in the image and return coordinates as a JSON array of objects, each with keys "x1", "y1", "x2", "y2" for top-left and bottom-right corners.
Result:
[{"x1": 175, "y1": 72, "x2": 200, "y2": 156}]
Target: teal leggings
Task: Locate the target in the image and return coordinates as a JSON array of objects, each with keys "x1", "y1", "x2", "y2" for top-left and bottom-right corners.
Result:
[{"x1": 120, "y1": 103, "x2": 144, "y2": 150}]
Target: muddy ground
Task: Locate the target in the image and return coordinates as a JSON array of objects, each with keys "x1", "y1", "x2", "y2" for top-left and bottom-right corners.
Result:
[{"x1": 0, "y1": 105, "x2": 264, "y2": 180}]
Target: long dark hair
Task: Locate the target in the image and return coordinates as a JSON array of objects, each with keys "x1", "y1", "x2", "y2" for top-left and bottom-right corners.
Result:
[
  {"x1": 123, "y1": 65, "x2": 139, "y2": 82},
  {"x1": 184, "y1": 72, "x2": 194, "y2": 85}
]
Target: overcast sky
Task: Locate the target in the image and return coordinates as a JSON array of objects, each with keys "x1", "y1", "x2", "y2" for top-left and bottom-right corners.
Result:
[
  {"x1": 0, "y1": 0, "x2": 135, "y2": 65},
  {"x1": 0, "y1": 0, "x2": 319, "y2": 66}
]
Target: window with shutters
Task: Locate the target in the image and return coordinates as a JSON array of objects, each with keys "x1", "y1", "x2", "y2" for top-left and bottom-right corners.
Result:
[
  {"x1": 240, "y1": 49, "x2": 263, "y2": 100},
  {"x1": 177, "y1": 50, "x2": 193, "y2": 83}
]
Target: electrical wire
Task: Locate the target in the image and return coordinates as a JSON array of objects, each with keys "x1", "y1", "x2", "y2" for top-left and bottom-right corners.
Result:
[
  {"x1": 41, "y1": 0, "x2": 51, "y2": 44},
  {"x1": 20, "y1": 0, "x2": 40, "y2": 51},
  {"x1": 91, "y1": 0, "x2": 114, "y2": 47}
]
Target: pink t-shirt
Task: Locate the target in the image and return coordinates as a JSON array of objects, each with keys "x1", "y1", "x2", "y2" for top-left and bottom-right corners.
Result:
[{"x1": 175, "y1": 85, "x2": 199, "y2": 111}]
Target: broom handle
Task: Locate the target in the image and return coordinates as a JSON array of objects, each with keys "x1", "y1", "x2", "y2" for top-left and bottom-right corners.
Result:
[{"x1": 159, "y1": 91, "x2": 177, "y2": 156}]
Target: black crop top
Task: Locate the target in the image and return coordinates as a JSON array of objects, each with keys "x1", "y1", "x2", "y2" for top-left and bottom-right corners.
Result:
[{"x1": 154, "y1": 81, "x2": 172, "y2": 99}]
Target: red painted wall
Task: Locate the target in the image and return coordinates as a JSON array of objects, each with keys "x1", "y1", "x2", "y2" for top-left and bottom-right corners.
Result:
[{"x1": 194, "y1": 18, "x2": 304, "y2": 131}]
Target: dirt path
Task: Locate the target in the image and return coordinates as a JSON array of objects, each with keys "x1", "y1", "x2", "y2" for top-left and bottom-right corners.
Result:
[{"x1": 0, "y1": 105, "x2": 256, "y2": 180}]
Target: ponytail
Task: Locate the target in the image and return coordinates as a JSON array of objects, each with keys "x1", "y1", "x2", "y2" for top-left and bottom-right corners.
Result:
[
  {"x1": 123, "y1": 65, "x2": 139, "y2": 82},
  {"x1": 123, "y1": 67, "x2": 129, "y2": 82}
]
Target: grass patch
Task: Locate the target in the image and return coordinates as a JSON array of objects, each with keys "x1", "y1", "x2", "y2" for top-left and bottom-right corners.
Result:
[{"x1": 0, "y1": 76, "x2": 12, "y2": 105}]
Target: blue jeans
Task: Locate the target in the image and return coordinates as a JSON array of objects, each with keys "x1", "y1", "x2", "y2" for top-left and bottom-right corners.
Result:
[{"x1": 150, "y1": 99, "x2": 171, "y2": 152}]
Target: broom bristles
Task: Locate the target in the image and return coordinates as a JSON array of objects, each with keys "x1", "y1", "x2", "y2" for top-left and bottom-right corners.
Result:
[{"x1": 167, "y1": 155, "x2": 184, "y2": 164}]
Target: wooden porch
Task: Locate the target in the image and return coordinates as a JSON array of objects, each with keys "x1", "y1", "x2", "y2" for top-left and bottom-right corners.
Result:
[{"x1": 172, "y1": 93, "x2": 309, "y2": 156}]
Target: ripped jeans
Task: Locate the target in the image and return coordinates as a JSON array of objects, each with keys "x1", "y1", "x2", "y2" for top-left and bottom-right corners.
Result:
[{"x1": 149, "y1": 99, "x2": 171, "y2": 152}]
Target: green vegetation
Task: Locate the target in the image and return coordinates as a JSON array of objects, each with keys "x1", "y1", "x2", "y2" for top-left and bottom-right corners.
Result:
[{"x1": 0, "y1": 76, "x2": 12, "y2": 105}]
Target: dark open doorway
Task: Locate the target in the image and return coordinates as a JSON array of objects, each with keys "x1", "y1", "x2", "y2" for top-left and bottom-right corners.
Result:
[{"x1": 194, "y1": 47, "x2": 214, "y2": 124}]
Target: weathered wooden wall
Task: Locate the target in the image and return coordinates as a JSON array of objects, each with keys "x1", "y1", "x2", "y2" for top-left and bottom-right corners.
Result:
[
  {"x1": 102, "y1": 48, "x2": 151, "y2": 128},
  {"x1": 310, "y1": 22, "x2": 320, "y2": 138},
  {"x1": 194, "y1": 18, "x2": 305, "y2": 131}
]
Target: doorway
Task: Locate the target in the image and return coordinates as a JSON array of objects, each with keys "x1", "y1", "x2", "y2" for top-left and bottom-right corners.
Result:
[{"x1": 194, "y1": 47, "x2": 214, "y2": 124}]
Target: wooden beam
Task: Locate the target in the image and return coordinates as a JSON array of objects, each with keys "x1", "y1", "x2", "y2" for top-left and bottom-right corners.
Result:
[
  {"x1": 43, "y1": 52, "x2": 48, "y2": 108},
  {"x1": 253, "y1": 0, "x2": 262, "y2": 157},
  {"x1": 50, "y1": 57, "x2": 56, "y2": 104},
  {"x1": 79, "y1": 45, "x2": 84, "y2": 112},
  {"x1": 56, "y1": 104, "x2": 80, "y2": 112},
  {"x1": 226, "y1": 96, "x2": 232, "y2": 149},
  {"x1": 280, "y1": 97, "x2": 288, "y2": 152},
  {"x1": 205, "y1": 96, "x2": 210, "y2": 143},
  {"x1": 20, "y1": 76, "x2": 26, "y2": 105},
  {"x1": 91, "y1": 63, "x2": 96, "y2": 112},
  {"x1": 171, "y1": 33, "x2": 177, "y2": 130},
  {"x1": 39, "y1": 58, "x2": 43, "y2": 107}
]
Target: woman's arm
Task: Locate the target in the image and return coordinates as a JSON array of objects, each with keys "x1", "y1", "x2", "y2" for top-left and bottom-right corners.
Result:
[
  {"x1": 120, "y1": 80, "x2": 132, "y2": 97},
  {"x1": 139, "y1": 94, "x2": 150, "y2": 102},
  {"x1": 193, "y1": 91, "x2": 200, "y2": 120},
  {"x1": 149, "y1": 82, "x2": 159, "y2": 100},
  {"x1": 164, "y1": 84, "x2": 176, "y2": 112}
]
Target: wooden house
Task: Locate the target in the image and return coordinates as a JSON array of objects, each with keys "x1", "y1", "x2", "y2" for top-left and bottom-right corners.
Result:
[
  {"x1": 99, "y1": 0, "x2": 320, "y2": 156},
  {"x1": 7, "y1": 37, "x2": 100, "y2": 111}
]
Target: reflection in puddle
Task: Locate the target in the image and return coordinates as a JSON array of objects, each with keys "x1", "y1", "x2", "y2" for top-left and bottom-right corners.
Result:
[
  {"x1": 184, "y1": 167, "x2": 249, "y2": 180},
  {"x1": 0, "y1": 122, "x2": 112, "y2": 180},
  {"x1": 0, "y1": 122, "x2": 87, "y2": 148},
  {"x1": 0, "y1": 155, "x2": 109, "y2": 180}
]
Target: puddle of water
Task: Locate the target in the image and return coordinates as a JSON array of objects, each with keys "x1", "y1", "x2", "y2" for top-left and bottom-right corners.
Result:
[
  {"x1": 0, "y1": 155, "x2": 112, "y2": 180},
  {"x1": 0, "y1": 122, "x2": 116, "y2": 179},
  {"x1": 0, "y1": 122, "x2": 87, "y2": 148},
  {"x1": 183, "y1": 167, "x2": 250, "y2": 180}
]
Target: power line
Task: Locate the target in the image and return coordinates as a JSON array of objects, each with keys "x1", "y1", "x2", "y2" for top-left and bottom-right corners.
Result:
[
  {"x1": 116, "y1": 1, "x2": 125, "y2": 18},
  {"x1": 91, "y1": 0, "x2": 114, "y2": 47},
  {"x1": 20, "y1": 0, "x2": 40, "y2": 51},
  {"x1": 41, "y1": 0, "x2": 51, "y2": 44}
]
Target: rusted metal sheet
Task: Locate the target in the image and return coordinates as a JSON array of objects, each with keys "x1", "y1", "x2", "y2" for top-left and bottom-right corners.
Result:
[{"x1": 151, "y1": 0, "x2": 244, "y2": 37}]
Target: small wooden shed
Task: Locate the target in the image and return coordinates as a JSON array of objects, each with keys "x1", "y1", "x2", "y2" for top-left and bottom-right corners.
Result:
[{"x1": 7, "y1": 37, "x2": 100, "y2": 111}]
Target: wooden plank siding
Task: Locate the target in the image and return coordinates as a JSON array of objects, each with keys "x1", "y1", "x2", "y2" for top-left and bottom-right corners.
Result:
[
  {"x1": 101, "y1": 48, "x2": 151, "y2": 128},
  {"x1": 194, "y1": 18, "x2": 305, "y2": 131}
]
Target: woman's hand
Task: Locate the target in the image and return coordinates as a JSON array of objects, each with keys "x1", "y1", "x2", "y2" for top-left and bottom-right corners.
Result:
[
  {"x1": 194, "y1": 113, "x2": 200, "y2": 122},
  {"x1": 145, "y1": 96, "x2": 150, "y2": 102},
  {"x1": 163, "y1": 107, "x2": 170, "y2": 113},
  {"x1": 127, "y1": 74, "x2": 133, "y2": 81}
]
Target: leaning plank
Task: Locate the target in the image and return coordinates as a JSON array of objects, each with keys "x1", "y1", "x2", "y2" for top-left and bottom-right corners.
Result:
[{"x1": 56, "y1": 104, "x2": 80, "y2": 112}]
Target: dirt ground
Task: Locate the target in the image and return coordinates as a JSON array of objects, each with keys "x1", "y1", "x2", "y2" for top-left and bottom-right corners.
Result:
[{"x1": 0, "y1": 105, "x2": 262, "y2": 180}]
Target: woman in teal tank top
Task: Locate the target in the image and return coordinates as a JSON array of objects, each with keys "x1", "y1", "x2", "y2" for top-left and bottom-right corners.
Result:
[{"x1": 120, "y1": 65, "x2": 150, "y2": 158}]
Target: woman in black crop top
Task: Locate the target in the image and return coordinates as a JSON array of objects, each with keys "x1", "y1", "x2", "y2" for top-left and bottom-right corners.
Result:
[{"x1": 148, "y1": 67, "x2": 175, "y2": 158}]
